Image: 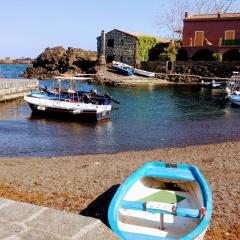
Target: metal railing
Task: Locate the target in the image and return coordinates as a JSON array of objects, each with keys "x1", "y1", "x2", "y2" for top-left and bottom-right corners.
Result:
[{"x1": 222, "y1": 39, "x2": 240, "y2": 46}]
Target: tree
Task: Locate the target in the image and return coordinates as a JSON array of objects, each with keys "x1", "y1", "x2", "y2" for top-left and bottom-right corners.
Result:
[
  {"x1": 157, "y1": 0, "x2": 240, "y2": 40},
  {"x1": 158, "y1": 42, "x2": 181, "y2": 61}
]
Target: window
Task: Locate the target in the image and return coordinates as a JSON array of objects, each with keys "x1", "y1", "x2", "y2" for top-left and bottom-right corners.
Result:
[
  {"x1": 225, "y1": 30, "x2": 235, "y2": 40},
  {"x1": 194, "y1": 31, "x2": 204, "y2": 47},
  {"x1": 107, "y1": 39, "x2": 114, "y2": 48},
  {"x1": 121, "y1": 39, "x2": 124, "y2": 45},
  {"x1": 120, "y1": 56, "x2": 123, "y2": 62}
]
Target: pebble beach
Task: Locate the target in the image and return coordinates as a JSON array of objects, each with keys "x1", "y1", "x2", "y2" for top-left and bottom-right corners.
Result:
[{"x1": 0, "y1": 141, "x2": 239, "y2": 239}]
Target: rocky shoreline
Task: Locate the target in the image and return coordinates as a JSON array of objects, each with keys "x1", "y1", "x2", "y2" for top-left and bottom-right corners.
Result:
[
  {"x1": 21, "y1": 46, "x2": 98, "y2": 80},
  {"x1": 21, "y1": 46, "x2": 229, "y2": 87},
  {"x1": 0, "y1": 141, "x2": 239, "y2": 239}
]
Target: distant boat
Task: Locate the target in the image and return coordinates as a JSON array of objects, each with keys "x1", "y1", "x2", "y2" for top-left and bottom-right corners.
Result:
[
  {"x1": 200, "y1": 80, "x2": 222, "y2": 89},
  {"x1": 108, "y1": 162, "x2": 212, "y2": 240},
  {"x1": 134, "y1": 68, "x2": 155, "y2": 77},
  {"x1": 112, "y1": 61, "x2": 134, "y2": 76},
  {"x1": 223, "y1": 71, "x2": 240, "y2": 100}
]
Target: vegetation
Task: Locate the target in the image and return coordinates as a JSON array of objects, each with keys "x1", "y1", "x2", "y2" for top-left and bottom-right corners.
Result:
[
  {"x1": 137, "y1": 36, "x2": 159, "y2": 61},
  {"x1": 212, "y1": 53, "x2": 223, "y2": 62},
  {"x1": 158, "y1": 43, "x2": 181, "y2": 61}
]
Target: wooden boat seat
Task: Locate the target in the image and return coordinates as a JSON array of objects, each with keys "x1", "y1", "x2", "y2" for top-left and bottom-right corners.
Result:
[
  {"x1": 144, "y1": 168, "x2": 195, "y2": 182},
  {"x1": 120, "y1": 200, "x2": 201, "y2": 219}
]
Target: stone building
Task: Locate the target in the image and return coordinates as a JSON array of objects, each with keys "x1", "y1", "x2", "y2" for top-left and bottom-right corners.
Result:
[
  {"x1": 97, "y1": 29, "x2": 169, "y2": 66},
  {"x1": 180, "y1": 12, "x2": 240, "y2": 61}
]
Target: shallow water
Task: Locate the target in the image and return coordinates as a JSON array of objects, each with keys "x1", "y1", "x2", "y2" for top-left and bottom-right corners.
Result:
[{"x1": 1, "y1": 80, "x2": 240, "y2": 157}]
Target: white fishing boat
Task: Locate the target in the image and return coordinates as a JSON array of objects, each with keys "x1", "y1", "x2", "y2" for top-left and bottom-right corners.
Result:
[
  {"x1": 24, "y1": 76, "x2": 119, "y2": 121},
  {"x1": 108, "y1": 162, "x2": 212, "y2": 240},
  {"x1": 200, "y1": 80, "x2": 222, "y2": 89},
  {"x1": 134, "y1": 68, "x2": 155, "y2": 77},
  {"x1": 223, "y1": 71, "x2": 240, "y2": 99}
]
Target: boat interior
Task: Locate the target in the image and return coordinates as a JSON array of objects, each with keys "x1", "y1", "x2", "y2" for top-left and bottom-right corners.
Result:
[{"x1": 118, "y1": 177, "x2": 204, "y2": 239}]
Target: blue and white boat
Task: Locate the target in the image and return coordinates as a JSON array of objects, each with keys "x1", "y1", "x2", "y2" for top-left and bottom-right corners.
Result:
[
  {"x1": 24, "y1": 76, "x2": 119, "y2": 121},
  {"x1": 108, "y1": 162, "x2": 212, "y2": 240},
  {"x1": 112, "y1": 61, "x2": 134, "y2": 76},
  {"x1": 230, "y1": 93, "x2": 240, "y2": 106}
]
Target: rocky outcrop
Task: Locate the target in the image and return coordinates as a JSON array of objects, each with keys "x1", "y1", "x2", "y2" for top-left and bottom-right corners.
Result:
[{"x1": 21, "y1": 46, "x2": 97, "y2": 79}]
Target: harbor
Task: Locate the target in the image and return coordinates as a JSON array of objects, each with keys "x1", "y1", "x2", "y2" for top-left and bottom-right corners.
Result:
[{"x1": 1, "y1": 0, "x2": 240, "y2": 239}]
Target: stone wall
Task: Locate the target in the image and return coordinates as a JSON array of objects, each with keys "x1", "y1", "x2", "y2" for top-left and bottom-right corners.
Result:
[
  {"x1": 97, "y1": 30, "x2": 137, "y2": 66},
  {"x1": 140, "y1": 60, "x2": 240, "y2": 78}
]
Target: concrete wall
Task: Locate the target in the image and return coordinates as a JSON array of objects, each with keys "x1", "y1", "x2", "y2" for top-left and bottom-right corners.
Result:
[{"x1": 0, "y1": 78, "x2": 38, "y2": 102}]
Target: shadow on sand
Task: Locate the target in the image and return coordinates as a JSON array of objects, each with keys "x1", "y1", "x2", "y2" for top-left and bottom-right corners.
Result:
[{"x1": 80, "y1": 184, "x2": 120, "y2": 226}]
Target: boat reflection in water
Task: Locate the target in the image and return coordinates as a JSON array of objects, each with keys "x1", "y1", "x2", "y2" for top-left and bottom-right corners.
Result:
[{"x1": 24, "y1": 75, "x2": 119, "y2": 121}]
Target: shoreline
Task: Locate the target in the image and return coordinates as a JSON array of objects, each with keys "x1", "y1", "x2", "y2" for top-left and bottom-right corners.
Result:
[{"x1": 0, "y1": 141, "x2": 239, "y2": 239}]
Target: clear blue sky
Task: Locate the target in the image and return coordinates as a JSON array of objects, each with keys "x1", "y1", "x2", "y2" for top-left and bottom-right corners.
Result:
[
  {"x1": 0, "y1": 0, "x2": 166, "y2": 58},
  {"x1": 1, "y1": 0, "x2": 239, "y2": 59}
]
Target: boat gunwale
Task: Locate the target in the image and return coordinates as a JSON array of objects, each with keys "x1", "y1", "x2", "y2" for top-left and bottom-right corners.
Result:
[{"x1": 108, "y1": 162, "x2": 212, "y2": 240}]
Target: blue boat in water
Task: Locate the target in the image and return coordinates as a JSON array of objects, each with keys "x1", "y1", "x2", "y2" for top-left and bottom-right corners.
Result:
[{"x1": 108, "y1": 162, "x2": 212, "y2": 240}]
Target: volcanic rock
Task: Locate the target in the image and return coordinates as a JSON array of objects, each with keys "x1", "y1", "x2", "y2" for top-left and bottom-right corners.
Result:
[{"x1": 21, "y1": 46, "x2": 97, "y2": 79}]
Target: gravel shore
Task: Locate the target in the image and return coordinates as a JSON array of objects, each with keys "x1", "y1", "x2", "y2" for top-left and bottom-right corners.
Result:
[{"x1": 0, "y1": 141, "x2": 239, "y2": 239}]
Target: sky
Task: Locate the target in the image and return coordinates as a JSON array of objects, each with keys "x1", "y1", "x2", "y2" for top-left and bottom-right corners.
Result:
[
  {"x1": 0, "y1": 0, "x2": 167, "y2": 58},
  {"x1": 1, "y1": 0, "x2": 239, "y2": 59}
]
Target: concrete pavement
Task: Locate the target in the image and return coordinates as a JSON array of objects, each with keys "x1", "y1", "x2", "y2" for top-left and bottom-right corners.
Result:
[{"x1": 0, "y1": 198, "x2": 118, "y2": 240}]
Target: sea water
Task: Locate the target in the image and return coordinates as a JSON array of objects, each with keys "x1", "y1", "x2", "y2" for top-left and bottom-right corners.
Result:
[{"x1": 0, "y1": 64, "x2": 240, "y2": 157}]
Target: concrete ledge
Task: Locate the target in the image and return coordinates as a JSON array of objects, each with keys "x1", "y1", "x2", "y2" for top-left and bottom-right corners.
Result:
[
  {"x1": 0, "y1": 78, "x2": 38, "y2": 103},
  {"x1": 0, "y1": 198, "x2": 118, "y2": 240}
]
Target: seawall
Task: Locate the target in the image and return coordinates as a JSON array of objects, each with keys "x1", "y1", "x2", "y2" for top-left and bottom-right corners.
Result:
[{"x1": 0, "y1": 78, "x2": 38, "y2": 103}]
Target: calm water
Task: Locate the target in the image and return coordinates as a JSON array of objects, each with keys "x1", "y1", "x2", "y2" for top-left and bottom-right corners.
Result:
[
  {"x1": 0, "y1": 65, "x2": 240, "y2": 157},
  {"x1": 0, "y1": 64, "x2": 30, "y2": 78}
]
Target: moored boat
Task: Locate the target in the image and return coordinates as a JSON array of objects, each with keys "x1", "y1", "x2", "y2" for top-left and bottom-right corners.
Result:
[
  {"x1": 108, "y1": 162, "x2": 212, "y2": 240},
  {"x1": 223, "y1": 71, "x2": 240, "y2": 100},
  {"x1": 112, "y1": 61, "x2": 134, "y2": 76},
  {"x1": 134, "y1": 68, "x2": 155, "y2": 77},
  {"x1": 24, "y1": 76, "x2": 119, "y2": 121},
  {"x1": 230, "y1": 93, "x2": 240, "y2": 106},
  {"x1": 200, "y1": 80, "x2": 222, "y2": 89}
]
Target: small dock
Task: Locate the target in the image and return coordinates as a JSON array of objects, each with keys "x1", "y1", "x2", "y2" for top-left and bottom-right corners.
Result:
[{"x1": 0, "y1": 78, "x2": 38, "y2": 103}]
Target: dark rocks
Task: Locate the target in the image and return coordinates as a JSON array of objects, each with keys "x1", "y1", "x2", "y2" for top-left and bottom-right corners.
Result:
[{"x1": 21, "y1": 46, "x2": 97, "y2": 79}]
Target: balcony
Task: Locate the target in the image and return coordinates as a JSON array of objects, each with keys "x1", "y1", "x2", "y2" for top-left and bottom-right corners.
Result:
[{"x1": 222, "y1": 39, "x2": 240, "y2": 46}]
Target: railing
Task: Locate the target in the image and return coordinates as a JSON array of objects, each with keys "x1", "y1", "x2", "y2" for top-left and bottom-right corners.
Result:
[{"x1": 222, "y1": 39, "x2": 240, "y2": 46}]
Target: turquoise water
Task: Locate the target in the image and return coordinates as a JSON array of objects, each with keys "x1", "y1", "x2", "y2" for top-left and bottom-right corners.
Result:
[
  {"x1": 0, "y1": 64, "x2": 30, "y2": 78},
  {"x1": 0, "y1": 65, "x2": 240, "y2": 157}
]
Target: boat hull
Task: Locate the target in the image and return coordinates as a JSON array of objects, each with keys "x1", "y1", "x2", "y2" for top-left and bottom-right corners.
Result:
[
  {"x1": 134, "y1": 69, "x2": 155, "y2": 77},
  {"x1": 108, "y1": 162, "x2": 212, "y2": 240},
  {"x1": 230, "y1": 95, "x2": 240, "y2": 106}
]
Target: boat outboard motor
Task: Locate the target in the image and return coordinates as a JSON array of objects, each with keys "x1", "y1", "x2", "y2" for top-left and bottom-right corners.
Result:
[{"x1": 104, "y1": 93, "x2": 120, "y2": 104}]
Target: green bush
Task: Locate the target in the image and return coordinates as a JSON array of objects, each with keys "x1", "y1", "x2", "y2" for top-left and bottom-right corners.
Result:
[
  {"x1": 212, "y1": 53, "x2": 222, "y2": 62},
  {"x1": 137, "y1": 36, "x2": 159, "y2": 61},
  {"x1": 158, "y1": 43, "x2": 180, "y2": 61}
]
